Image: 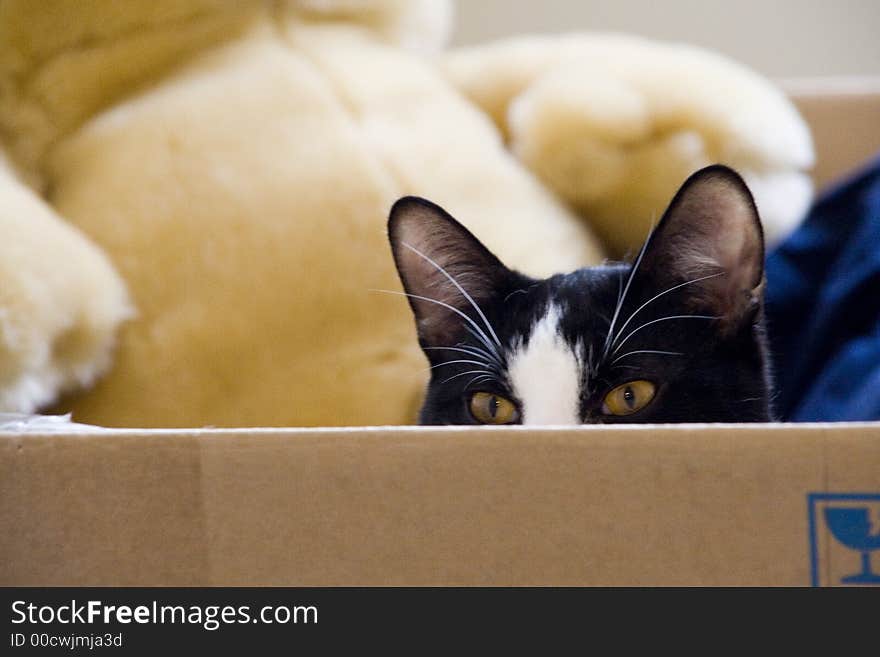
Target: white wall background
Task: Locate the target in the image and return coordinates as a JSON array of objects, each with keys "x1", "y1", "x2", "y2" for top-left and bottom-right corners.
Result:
[{"x1": 453, "y1": 0, "x2": 880, "y2": 78}]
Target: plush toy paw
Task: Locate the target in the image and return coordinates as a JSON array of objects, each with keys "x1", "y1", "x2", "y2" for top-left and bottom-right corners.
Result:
[
  {"x1": 443, "y1": 33, "x2": 815, "y2": 256},
  {"x1": 0, "y1": 154, "x2": 132, "y2": 412}
]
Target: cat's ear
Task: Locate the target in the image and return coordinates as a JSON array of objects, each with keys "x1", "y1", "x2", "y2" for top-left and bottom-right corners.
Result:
[
  {"x1": 388, "y1": 197, "x2": 513, "y2": 347},
  {"x1": 636, "y1": 165, "x2": 765, "y2": 327}
]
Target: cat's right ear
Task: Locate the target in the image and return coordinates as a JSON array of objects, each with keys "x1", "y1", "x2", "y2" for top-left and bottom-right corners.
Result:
[
  {"x1": 388, "y1": 197, "x2": 512, "y2": 348},
  {"x1": 631, "y1": 165, "x2": 766, "y2": 330}
]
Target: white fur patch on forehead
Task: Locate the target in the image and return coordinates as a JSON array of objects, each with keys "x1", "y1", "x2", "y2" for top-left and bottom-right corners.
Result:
[{"x1": 507, "y1": 305, "x2": 583, "y2": 425}]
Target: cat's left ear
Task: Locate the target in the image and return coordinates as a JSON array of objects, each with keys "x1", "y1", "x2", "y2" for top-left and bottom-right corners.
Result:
[
  {"x1": 388, "y1": 197, "x2": 514, "y2": 348},
  {"x1": 636, "y1": 165, "x2": 766, "y2": 327}
]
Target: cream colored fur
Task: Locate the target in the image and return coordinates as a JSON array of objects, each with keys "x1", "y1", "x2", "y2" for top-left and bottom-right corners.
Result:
[
  {"x1": 443, "y1": 33, "x2": 814, "y2": 256},
  {"x1": 0, "y1": 152, "x2": 132, "y2": 412},
  {"x1": 0, "y1": 1, "x2": 812, "y2": 426}
]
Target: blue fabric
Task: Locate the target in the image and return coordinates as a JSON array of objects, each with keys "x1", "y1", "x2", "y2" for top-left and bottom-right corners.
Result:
[{"x1": 765, "y1": 154, "x2": 880, "y2": 421}]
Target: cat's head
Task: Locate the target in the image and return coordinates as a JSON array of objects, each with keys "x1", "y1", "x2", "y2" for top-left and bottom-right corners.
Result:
[{"x1": 388, "y1": 165, "x2": 772, "y2": 425}]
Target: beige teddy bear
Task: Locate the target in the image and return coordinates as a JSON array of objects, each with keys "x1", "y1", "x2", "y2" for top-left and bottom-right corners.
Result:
[{"x1": 0, "y1": 0, "x2": 812, "y2": 427}]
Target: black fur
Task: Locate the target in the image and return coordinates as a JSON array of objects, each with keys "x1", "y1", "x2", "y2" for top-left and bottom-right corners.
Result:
[{"x1": 389, "y1": 165, "x2": 773, "y2": 425}]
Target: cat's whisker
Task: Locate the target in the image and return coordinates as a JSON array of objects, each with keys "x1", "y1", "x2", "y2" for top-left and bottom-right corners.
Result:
[
  {"x1": 503, "y1": 287, "x2": 531, "y2": 303},
  {"x1": 464, "y1": 327, "x2": 506, "y2": 368},
  {"x1": 607, "y1": 272, "x2": 725, "y2": 353},
  {"x1": 610, "y1": 349, "x2": 684, "y2": 366},
  {"x1": 400, "y1": 242, "x2": 503, "y2": 353},
  {"x1": 602, "y1": 231, "x2": 654, "y2": 360},
  {"x1": 440, "y1": 369, "x2": 497, "y2": 385},
  {"x1": 422, "y1": 344, "x2": 503, "y2": 368},
  {"x1": 464, "y1": 374, "x2": 497, "y2": 390},
  {"x1": 369, "y1": 288, "x2": 500, "y2": 361},
  {"x1": 611, "y1": 314, "x2": 717, "y2": 356},
  {"x1": 427, "y1": 359, "x2": 492, "y2": 372},
  {"x1": 424, "y1": 345, "x2": 499, "y2": 365},
  {"x1": 614, "y1": 268, "x2": 624, "y2": 313}
]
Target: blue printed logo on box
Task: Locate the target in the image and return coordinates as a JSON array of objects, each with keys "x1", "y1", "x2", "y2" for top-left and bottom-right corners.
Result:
[{"x1": 808, "y1": 493, "x2": 880, "y2": 587}]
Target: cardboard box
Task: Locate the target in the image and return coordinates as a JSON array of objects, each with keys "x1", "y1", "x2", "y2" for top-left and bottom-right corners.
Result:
[{"x1": 1, "y1": 80, "x2": 879, "y2": 587}]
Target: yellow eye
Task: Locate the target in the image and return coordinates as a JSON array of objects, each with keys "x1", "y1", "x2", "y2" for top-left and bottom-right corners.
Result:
[
  {"x1": 469, "y1": 392, "x2": 519, "y2": 424},
  {"x1": 602, "y1": 380, "x2": 656, "y2": 416}
]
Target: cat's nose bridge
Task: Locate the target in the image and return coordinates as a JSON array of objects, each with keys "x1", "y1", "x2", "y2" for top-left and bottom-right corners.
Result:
[{"x1": 507, "y1": 304, "x2": 583, "y2": 426}]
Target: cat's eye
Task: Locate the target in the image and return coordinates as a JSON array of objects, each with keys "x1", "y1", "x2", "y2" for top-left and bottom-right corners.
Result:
[
  {"x1": 468, "y1": 392, "x2": 519, "y2": 424},
  {"x1": 602, "y1": 380, "x2": 656, "y2": 416}
]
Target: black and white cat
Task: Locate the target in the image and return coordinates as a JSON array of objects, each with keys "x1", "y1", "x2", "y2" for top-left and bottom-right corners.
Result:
[{"x1": 388, "y1": 165, "x2": 772, "y2": 425}]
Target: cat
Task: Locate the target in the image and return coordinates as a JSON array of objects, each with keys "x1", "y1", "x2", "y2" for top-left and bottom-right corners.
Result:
[{"x1": 388, "y1": 164, "x2": 773, "y2": 425}]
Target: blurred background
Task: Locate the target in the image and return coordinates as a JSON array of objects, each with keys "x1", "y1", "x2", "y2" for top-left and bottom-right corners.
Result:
[{"x1": 454, "y1": 0, "x2": 880, "y2": 78}]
